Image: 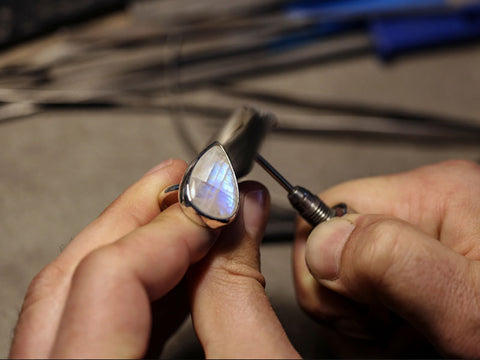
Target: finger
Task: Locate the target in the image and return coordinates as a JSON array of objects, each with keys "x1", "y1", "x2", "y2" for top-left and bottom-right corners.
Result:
[
  {"x1": 145, "y1": 280, "x2": 190, "y2": 359},
  {"x1": 292, "y1": 160, "x2": 480, "y2": 335},
  {"x1": 291, "y1": 165, "x2": 435, "y2": 334},
  {"x1": 189, "y1": 181, "x2": 300, "y2": 359},
  {"x1": 305, "y1": 214, "x2": 480, "y2": 357},
  {"x1": 293, "y1": 210, "x2": 386, "y2": 339},
  {"x1": 318, "y1": 160, "x2": 480, "y2": 240},
  {"x1": 293, "y1": 218, "x2": 370, "y2": 333},
  {"x1": 10, "y1": 159, "x2": 187, "y2": 358},
  {"x1": 49, "y1": 203, "x2": 218, "y2": 358},
  {"x1": 58, "y1": 158, "x2": 188, "y2": 271}
]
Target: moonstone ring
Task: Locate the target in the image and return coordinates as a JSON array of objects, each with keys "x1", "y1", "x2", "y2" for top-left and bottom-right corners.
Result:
[{"x1": 159, "y1": 141, "x2": 239, "y2": 229}]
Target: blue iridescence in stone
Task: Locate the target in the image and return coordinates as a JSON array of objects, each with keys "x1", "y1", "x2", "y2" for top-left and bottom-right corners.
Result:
[{"x1": 188, "y1": 144, "x2": 238, "y2": 219}]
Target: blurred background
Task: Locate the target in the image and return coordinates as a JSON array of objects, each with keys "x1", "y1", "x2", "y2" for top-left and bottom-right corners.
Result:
[{"x1": 1, "y1": 0, "x2": 479, "y2": 357}]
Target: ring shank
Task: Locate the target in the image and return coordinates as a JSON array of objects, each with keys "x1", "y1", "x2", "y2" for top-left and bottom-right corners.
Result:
[{"x1": 158, "y1": 184, "x2": 180, "y2": 210}]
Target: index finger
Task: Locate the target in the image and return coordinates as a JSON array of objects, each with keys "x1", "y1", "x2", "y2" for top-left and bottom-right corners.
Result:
[
  {"x1": 293, "y1": 160, "x2": 480, "y2": 328},
  {"x1": 10, "y1": 158, "x2": 187, "y2": 359},
  {"x1": 319, "y1": 165, "x2": 442, "y2": 237},
  {"x1": 58, "y1": 158, "x2": 188, "y2": 272},
  {"x1": 315, "y1": 160, "x2": 480, "y2": 242},
  {"x1": 50, "y1": 204, "x2": 219, "y2": 358}
]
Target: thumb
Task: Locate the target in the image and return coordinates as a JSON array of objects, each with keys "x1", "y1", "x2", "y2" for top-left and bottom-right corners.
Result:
[
  {"x1": 305, "y1": 214, "x2": 480, "y2": 357},
  {"x1": 189, "y1": 181, "x2": 299, "y2": 359}
]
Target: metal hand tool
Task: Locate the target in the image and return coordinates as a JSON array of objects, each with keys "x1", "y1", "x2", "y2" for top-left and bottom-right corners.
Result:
[
  {"x1": 211, "y1": 106, "x2": 349, "y2": 227},
  {"x1": 255, "y1": 154, "x2": 348, "y2": 227}
]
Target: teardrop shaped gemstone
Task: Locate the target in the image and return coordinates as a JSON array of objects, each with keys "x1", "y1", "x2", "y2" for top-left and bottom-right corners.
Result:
[{"x1": 186, "y1": 143, "x2": 239, "y2": 221}]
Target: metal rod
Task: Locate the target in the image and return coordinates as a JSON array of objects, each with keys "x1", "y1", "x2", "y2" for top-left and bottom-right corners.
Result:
[{"x1": 255, "y1": 153, "x2": 294, "y2": 193}]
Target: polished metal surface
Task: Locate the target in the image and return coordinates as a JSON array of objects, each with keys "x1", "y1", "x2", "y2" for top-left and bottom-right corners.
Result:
[{"x1": 158, "y1": 184, "x2": 180, "y2": 211}]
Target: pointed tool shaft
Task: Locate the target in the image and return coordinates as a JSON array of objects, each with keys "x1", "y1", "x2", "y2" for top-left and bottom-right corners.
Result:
[
  {"x1": 255, "y1": 153, "x2": 342, "y2": 226},
  {"x1": 255, "y1": 153, "x2": 294, "y2": 192}
]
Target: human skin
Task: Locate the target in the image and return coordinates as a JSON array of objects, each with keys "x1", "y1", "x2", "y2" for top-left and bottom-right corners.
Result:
[
  {"x1": 9, "y1": 158, "x2": 299, "y2": 359},
  {"x1": 293, "y1": 160, "x2": 480, "y2": 358},
  {"x1": 10, "y1": 158, "x2": 480, "y2": 358}
]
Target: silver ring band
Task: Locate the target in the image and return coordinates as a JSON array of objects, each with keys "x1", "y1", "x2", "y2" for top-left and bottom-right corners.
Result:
[{"x1": 158, "y1": 184, "x2": 180, "y2": 211}]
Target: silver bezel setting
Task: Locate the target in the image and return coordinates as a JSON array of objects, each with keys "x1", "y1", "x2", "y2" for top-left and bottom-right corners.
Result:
[{"x1": 178, "y1": 141, "x2": 239, "y2": 229}]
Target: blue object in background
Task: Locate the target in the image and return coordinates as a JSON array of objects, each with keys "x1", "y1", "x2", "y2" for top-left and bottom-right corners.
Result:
[
  {"x1": 285, "y1": 0, "x2": 446, "y2": 19},
  {"x1": 177, "y1": 0, "x2": 480, "y2": 67},
  {"x1": 371, "y1": 3, "x2": 480, "y2": 59},
  {"x1": 268, "y1": 21, "x2": 362, "y2": 52}
]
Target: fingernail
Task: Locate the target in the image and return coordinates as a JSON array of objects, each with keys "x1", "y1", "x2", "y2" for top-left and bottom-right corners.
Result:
[
  {"x1": 144, "y1": 158, "x2": 174, "y2": 176},
  {"x1": 243, "y1": 189, "x2": 267, "y2": 239},
  {"x1": 305, "y1": 218, "x2": 355, "y2": 281}
]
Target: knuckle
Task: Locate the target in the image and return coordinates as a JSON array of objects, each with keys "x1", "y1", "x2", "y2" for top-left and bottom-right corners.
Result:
[
  {"x1": 438, "y1": 159, "x2": 480, "y2": 173},
  {"x1": 416, "y1": 159, "x2": 480, "y2": 188},
  {"x1": 296, "y1": 287, "x2": 349, "y2": 324},
  {"x1": 210, "y1": 259, "x2": 266, "y2": 289},
  {"x1": 353, "y1": 217, "x2": 406, "y2": 287},
  {"x1": 97, "y1": 194, "x2": 148, "y2": 230},
  {"x1": 31, "y1": 262, "x2": 65, "y2": 288},
  {"x1": 431, "y1": 160, "x2": 480, "y2": 188},
  {"x1": 73, "y1": 244, "x2": 122, "y2": 281},
  {"x1": 295, "y1": 278, "x2": 320, "y2": 317},
  {"x1": 23, "y1": 262, "x2": 68, "y2": 306},
  {"x1": 296, "y1": 292, "x2": 315, "y2": 315}
]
